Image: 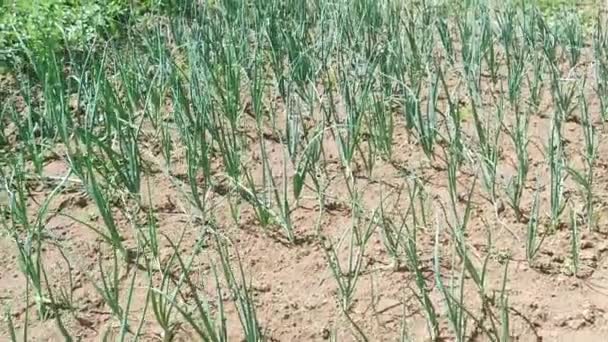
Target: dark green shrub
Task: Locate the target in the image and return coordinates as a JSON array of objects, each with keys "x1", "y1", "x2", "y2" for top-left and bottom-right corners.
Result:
[{"x1": 0, "y1": 1, "x2": 164, "y2": 67}]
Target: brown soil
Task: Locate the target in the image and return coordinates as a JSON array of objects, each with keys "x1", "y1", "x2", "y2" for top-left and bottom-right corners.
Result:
[{"x1": 2, "y1": 36, "x2": 608, "y2": 342}]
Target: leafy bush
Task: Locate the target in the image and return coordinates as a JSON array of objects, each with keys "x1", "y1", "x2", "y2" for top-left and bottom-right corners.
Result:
[{"x1": 0, "y1": 0, "x2": 161, "y2": 66}]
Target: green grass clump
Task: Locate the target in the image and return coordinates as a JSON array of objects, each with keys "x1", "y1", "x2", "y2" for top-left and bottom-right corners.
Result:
[{"x1": 535, "y1": 0, "x2": 597, "y2": 26}]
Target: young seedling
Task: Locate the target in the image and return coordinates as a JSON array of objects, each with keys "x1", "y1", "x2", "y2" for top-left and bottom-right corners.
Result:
[
  {"x1": 402, "y1": 218, "x2": 439, "y2": 340},
  {"x1": 593, "y1": 17, "x2": 608, "y2": 121},
  {"x1": 147, "y1": 227, "x2": 187, "y2": 341},
  {"x1": 569, "y1": 209, "x2": 580, "y2": 276},
  {"x1": 479, "y1": 100, "x2": 503, "y2": 202},
  {"x1": 216, "y1": 237, "x2": 263, "y2": 342},
  {"x1": 559, "y1": 10, "x2": 584, "y2": 68},
  {"x1": 86, "y1": 247, "x2": 138, "y2": 338},
  {"x1": 322, "y1": 201, "x2": 374, "y2": 311},
  {"x1": 377, "y1": 188, "x2": 410, "y2": 270},
  {"x1": 66, "y1": 155, "x2": 129, "y2": 259},
  {"x1": 160, "y1": 233, "x2": 228, "y2": 342},
  {"x1": 504, "y1": 106, "x2": 530, "y2": 221},
  {"x1": 548, "y1": 118, "x2": 567, "y2": 232},
  {"x1": 567, "y1": 84, "x2": 597, "y2": 230},
  {"x1": 526, "y1": 185, "x2": 544, "y2": 262},
  {"x1": 1, "y1": 156, "x2": 70, "y2": 320},
  {"x1": 433, "y1": 221, "x2": 468, "y2": 342}
]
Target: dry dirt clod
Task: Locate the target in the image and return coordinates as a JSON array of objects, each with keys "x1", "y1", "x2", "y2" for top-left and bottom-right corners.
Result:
[
  {"x1": 551, "y1": 255, "x2": 565, "y2": 263},
  {"x1": 567, "y1": 317, "x2": 587, "y2": 330},
  {"x1": 321, "y1": 328, "x2": 331, "y2": 340},
  {"x1": 73, "y1": 195, "x2": 88, "y2": 208},
  {"x1": 457, "y1": 192, "x2": 468, "y2": 203},
  {"x1": 580, "y1": 240, "x2": 594, "y2": 250},
  {"x1": 582, "y1": 308, "x2": 596, "y2": 324},
  {"x1": 575, "y1": 264, "x2": 596, "y2": 279},
  {"x1": 254, "y1": 283, "x2": 272, "y2": 293},
  {"x1": 492, "y1": 199, "x2": 506, "y2": 215},
  {"x1": 431, "y1": 161, "x2": 446, "y2": 171},
  {"x1": 76, "y1": 316, "x2": 96, "y2": 329},
  {"x1": 580, "y1": 250, "x2": 597, "y2": 261}
]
